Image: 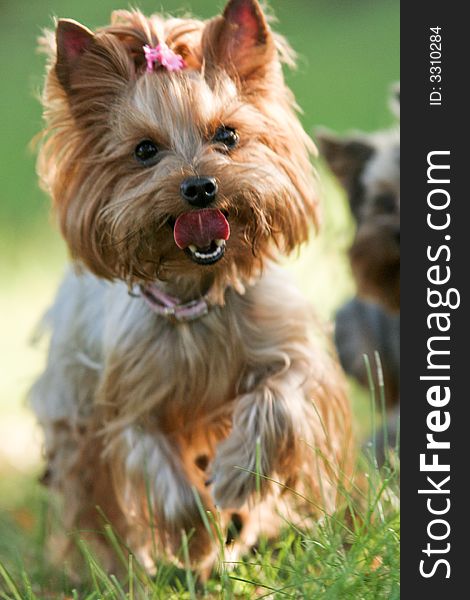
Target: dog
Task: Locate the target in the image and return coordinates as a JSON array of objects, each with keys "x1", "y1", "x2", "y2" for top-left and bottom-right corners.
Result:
[
  {"x1": 317, "y1": 87, "x2": 400, "y2": 461},
  {"x1": 317, "y1": 86, "x2": 400, "y2": 313},
  {"x1": 31, "y1": 0, "x2": 353, "y2": 577},
  {"x1": 335, "y1": 298, "x2": 399, "y2": 411}
]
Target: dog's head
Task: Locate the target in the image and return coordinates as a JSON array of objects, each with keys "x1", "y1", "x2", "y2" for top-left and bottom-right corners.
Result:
[
  {"x1": 317, "y1": 87, "x2": 400, "y2": 311},
  {"x1": 38, "y1": 0, "x2": 318, "y2": 299}
]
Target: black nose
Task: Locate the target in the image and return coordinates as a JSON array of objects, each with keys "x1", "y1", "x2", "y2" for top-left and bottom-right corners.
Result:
[{"x1": 180, "y1": 177, "x2": 218, "y2": 207}]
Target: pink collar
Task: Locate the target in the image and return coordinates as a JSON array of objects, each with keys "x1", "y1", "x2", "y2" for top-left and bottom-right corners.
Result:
[{"x1": 139, "y1": 283, "x2": 209, "y2": 323}]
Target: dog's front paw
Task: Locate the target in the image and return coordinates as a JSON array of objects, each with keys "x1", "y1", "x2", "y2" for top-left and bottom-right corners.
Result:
[{"x1": 211, "y1": 436, "x2": 264, "y2": 510}]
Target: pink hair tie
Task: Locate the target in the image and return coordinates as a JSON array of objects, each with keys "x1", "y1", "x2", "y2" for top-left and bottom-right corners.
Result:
[{"x1": 143, "y1": 43, "x2": 186, "y2": 72}]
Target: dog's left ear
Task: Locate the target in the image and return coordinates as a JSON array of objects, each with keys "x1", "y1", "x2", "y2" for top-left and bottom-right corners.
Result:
[
  {"x1": 316, "y1": 128, "x2": 375, "y2": 187},
  {"x1": 316, "y1": 128, "x2": 375, "y2": 219},
  {"x1": 202, "y1": 0, "x2": 276, "y2": 82}
]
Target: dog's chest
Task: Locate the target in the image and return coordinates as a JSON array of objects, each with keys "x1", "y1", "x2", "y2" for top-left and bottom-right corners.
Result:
[
  {"x1": 156, "y1": 313, "x2": 242, "y2": 410},
  {"x1": 103, "y1": 290, "x2": 246, "y2": 425}
]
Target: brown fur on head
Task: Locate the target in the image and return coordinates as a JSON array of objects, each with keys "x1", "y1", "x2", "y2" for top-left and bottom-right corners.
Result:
[
  {"x1": 317, "y1": 86, "x2": 400, "y2": 312},
  {"x1": 37, "y1": 1, "x2": 319, "y2": 301}
]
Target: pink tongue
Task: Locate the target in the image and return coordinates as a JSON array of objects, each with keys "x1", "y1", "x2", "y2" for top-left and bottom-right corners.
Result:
[{"x1": 174, "y1": 209, "x2": 230, "y2": 249}]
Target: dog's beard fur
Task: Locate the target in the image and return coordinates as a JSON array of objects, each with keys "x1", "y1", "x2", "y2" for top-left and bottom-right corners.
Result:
[{"x1": 32, "y1": 0, "x2": 353, "y2": 577}]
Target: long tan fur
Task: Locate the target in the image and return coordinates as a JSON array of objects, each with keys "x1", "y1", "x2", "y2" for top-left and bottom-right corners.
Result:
[{"x1": 32, "y1": 0, "x2": 353, "y2": 577}]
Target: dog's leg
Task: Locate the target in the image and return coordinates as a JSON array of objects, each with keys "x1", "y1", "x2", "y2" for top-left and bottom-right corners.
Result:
[
  {"x1": 120, "y1": 428, "x2": 203, "y2": 524},
  {"x1": 211, "y1": 364, "x2": 321, "y2": 510},
  {"x1": 29, "y1": 271, "x2": 129, "y2": 575},
  {"x1": 212, "y1": 363, "x2": 343, "y2": 509},
  {"x1": 116, "y1": 427, "x2": 220, "y2": 568},
  {"x1": 38, "y1": 420, "x2": 128, "y2": 577}
]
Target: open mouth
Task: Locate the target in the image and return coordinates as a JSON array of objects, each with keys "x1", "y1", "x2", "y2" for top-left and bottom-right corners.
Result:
[
  {"x1": 185, "y1": 239, "x2": 226, "y2": 265},
  {"x1": 172, "y1": 209, "x2": 230, "y2": 266}
]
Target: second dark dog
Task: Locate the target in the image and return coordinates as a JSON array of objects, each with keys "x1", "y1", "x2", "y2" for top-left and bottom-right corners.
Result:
[{"x1": 318, "y1": 87, "x2": 400, "y2": 462}]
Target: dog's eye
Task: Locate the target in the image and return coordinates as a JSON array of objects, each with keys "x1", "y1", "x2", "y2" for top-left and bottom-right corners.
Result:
[
  {"x1": 134, "y1": 140, "x2": 160, "y2": 166},
  {"x1": 212, "y1": 126, "x2": 238, "y2": 150}
]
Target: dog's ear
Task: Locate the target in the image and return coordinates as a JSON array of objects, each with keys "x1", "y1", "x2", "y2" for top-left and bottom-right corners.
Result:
[
  {"x1": 202, "y1": 0, "x2": 276, "y2": 82},
  {"x1": 316, "y1": 128, "x2": 375, "y2": 190},
  {"x1": 54, "y1": 18, "x2": 133, "y2": 106},
  {"x1": 55, "y1": 19, "x2": 95, "y2": 91}
]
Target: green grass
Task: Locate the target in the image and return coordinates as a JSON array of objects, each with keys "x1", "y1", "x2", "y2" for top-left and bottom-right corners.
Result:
[{"x1": 0, "y1": 446, "x2": 399, "y2": 599}]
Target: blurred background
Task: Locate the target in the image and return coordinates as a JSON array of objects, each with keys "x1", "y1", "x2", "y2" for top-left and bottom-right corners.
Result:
[{"x1": 0, "y1": 0, "x2": 398, "y2": 564}]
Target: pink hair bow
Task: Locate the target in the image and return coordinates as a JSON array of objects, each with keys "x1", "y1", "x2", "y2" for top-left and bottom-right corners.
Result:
[{"x1": 143, "y1": 43, "x2": 186, "y2": 73}]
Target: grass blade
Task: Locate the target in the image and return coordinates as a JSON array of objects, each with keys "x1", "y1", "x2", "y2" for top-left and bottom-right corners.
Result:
[{"x1": 0, "y1": 561, "x2": 23, "y2": 600}]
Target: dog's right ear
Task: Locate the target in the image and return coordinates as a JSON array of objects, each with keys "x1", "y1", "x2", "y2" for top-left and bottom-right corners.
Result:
[
  {"x1": 316, "y1": 128, "x2": 374, "y2": 190},
  {"x1": 55, "y1": 19, "x2": 95, "y2": 92},
  {"x1": 54, "y1": 18, "x2": 134, "y2": 107}
]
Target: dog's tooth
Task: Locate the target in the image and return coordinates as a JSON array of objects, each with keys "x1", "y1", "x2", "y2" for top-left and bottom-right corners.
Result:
[
  {"x1": 215, "y1": 239, "x2": 225, "y2": 247},
  {"x1": 188, "y1": 244, "x2": 197, "y2": 253}
]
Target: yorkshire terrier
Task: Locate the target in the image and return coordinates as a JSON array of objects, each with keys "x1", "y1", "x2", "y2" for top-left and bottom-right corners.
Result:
[
  {"x1": 317, "y1": 87, "x2": 400, "y2": 461},
  {"x1": 31, "y1": 0, "x2": 353, "y2": 577},
  {"x1": 317, "y1": 85, "x2": 400, "y2": 312}
]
